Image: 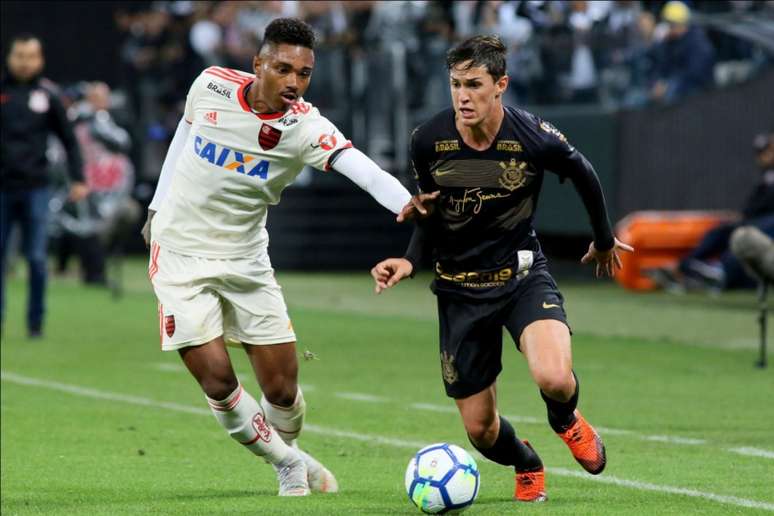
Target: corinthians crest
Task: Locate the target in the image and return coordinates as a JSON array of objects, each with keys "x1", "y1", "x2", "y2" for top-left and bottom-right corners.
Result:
[
  {"x1": 498, "y1": 158, "x2": 533, "y2": 191},
  {"x1": 441, "y1": 351, "x2": 459, "y2": 385}
]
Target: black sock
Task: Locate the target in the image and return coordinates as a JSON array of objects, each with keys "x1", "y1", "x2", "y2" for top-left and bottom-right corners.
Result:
[
  {"x1": 469, "y1": 416, "x2": 543, "y2": 472},
  {"x1": 541, "y1": 370, "x2": 579, "y2": 433}
]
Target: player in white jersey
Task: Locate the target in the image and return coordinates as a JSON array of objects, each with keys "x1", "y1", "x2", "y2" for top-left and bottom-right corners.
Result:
[{"x1": 143, "y1": 18, "x2": 430, "y2": 497}]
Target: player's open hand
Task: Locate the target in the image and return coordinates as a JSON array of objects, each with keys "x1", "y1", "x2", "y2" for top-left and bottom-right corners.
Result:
[
  {"x1": 581, "y1": 238, "x2": 634, "y2": 278},
  {"x1": 396, "y1": 191, "x2": 440, "y2": 223},
  {"x1": 371, "y1": 258, "x2": 414, "y2": 294}
]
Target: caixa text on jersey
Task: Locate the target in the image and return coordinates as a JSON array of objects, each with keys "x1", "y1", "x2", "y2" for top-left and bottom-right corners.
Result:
[{"x1": 193, "y1": 135, "x2": 270, "y2": 179}]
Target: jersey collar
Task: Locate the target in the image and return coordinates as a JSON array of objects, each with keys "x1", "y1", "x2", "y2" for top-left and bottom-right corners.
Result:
[{"x1": 239, "y1": 81, "x2": 284, "y2": 120}]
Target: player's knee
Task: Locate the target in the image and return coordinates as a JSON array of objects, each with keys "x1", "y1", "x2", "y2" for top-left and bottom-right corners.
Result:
[
  {"x1": 200, "y1": 375, "x2": 239, "y2": 401},
  {"x1": 261, "y1": 379, "x2": 298, "y2": 407},
  {"x1": 536, "y1": 371, "x2": 575, "y2": 402}
]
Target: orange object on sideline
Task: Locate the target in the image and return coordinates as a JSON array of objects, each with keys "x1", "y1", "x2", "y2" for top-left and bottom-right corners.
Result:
[{"x1": 615, "y1": 211, "x2": 739, "y2": 290}]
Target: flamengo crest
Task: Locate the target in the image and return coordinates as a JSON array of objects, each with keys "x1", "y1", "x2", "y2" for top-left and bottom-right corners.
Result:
[{"x1": 259, "y1": 124, "x2": 282, "y2": 150}]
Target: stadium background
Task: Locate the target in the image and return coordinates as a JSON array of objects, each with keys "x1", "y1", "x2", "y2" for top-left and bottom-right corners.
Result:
[
  {"x1": 1, "y1": 1, "x2": 773, "y2": 515},
  {"x1": 2, "y1": 0, "x2": 772, "y2": 268}
]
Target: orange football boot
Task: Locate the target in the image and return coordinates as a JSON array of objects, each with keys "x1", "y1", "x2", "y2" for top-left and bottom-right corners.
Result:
[
  {"x1": 514, "y1": 441, "x2": 547, "y2": 502},
  {"x1": 557, "y1": 409, "x2": 606, "y2": 474}
]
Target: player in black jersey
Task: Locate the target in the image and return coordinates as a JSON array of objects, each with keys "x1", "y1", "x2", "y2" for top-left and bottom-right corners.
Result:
[{"x1": 372, "y1": 35, "x2": 633, "y2": 502}]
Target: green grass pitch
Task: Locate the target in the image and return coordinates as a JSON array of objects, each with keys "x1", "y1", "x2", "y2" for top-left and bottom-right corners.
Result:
[{"x1": 2, "y1": 259, "x2": 773, "y2": 514}]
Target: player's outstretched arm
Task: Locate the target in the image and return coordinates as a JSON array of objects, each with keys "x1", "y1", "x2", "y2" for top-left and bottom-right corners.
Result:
[
  {"x1": 331, "y1": 148, "x2": 411, "y2": 214},
  {"x1": 543, "y1": 136, "x2": 633, "y2": 277},
  {"x1": 371, "y1": 258, "x2": 414, "y2": 294},
  {"x1": 142, "y1": 117, "x2": 191, "y2": 247},
  {"x1": 581, "y1": 238, "x2": 634, "y2": 278}
]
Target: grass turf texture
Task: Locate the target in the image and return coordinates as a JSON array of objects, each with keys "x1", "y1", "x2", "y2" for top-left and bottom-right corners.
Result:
[{"x1": 2, "y1": 259, "x2": 772, "y2": 515}]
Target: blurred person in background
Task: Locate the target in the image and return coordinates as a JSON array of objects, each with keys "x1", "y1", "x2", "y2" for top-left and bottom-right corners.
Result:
[
  {"x1": 649, "y1": 0, "x2": 715, "y2": 104},
  {"x1": 0, "y1": 34, "x2": 88, "y2": 338},
  {"x1": 54, "y1": 82, "x2": 138, "y2": 286},
  {"x1": 650, "y1": 133, "x2": 774, "y2": 292}
]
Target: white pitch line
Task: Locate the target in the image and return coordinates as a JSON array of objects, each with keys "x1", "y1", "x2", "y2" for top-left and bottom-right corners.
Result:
[
  {"x1": 410, "y1": 402, "x2": 542, "y2": 425},
  {"x1": 2, "y1": 371, "x2": 773, "y2": 513},
  {"x1": 728, "y1": 447, "x2": 774, "y2": 460},
  {"x1": 2, "y1": 371, "x2": 209, "y2": 417},
  {"x1": 146, "y1": 367, "x2": 769, "y2": 459},
  {"x1": 413, "y1": 404, "x2": 713, "y2": 448},
  {"x1": 152, "y1": 363, "x2": 187, "y2": 373},
  {"x1": 334, "y1": 392, "x2": 388, "y2": 403},
  {"x1": 641, "y1": 435, "x2": 707, "y2": 445}
]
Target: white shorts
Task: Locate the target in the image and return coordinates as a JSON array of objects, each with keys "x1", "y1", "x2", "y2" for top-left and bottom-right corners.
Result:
[{"x1": 148, "y1": 242, "x2": 296, "y2": 351}]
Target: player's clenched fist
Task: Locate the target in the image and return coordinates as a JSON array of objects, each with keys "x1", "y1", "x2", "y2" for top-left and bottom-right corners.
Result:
[{"x1": 371, "y1": 257, "x2": 414, "y2": 294}]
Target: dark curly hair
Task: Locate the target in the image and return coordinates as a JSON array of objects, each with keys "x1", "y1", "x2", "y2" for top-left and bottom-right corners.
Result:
[
  {"x1": 446, "y1": 35, "x2": 507, "y2": 81},
  {"x1": 260, "y1": 18, "x2": 316, "y2": 52}
]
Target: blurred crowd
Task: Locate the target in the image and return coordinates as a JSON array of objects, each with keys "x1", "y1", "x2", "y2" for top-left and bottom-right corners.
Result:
[
  {"x1": 104, "y1": 0, "x2": 774, "y2": 183},
  {"x1": 114, "y1": 0, "x2": 771, "y2": 111}
]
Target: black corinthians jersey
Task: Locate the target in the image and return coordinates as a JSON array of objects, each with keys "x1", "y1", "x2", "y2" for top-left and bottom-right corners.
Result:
[{"x1": 408, "y1": 106, "x2": 613, "y2": 299}]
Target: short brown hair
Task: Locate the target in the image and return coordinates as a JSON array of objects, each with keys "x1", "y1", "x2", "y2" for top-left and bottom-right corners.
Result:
[{"x1": 446, "y1": 35, "x2": 506, "y2": 81}]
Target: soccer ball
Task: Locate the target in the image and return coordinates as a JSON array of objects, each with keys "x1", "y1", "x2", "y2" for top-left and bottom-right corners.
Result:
[{"x1": 404, "y1": 443, "x2": 480, "y2": 514}]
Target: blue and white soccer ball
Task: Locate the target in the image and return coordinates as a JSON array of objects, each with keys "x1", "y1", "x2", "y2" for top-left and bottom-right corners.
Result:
[{"x1": 404, "y1": 443, "x2": 480, "y2": 514}]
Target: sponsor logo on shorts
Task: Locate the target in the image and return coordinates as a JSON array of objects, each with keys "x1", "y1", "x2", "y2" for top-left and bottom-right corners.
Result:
[
  {"x1": 251, "y1": 413, "x2": 273, "y2": 442},
  {"x1": 164, "y1": 315, "x2": 175, "y2": 337},
  {"x1": 542, "y1": 302, "x2": 560, "y2": 309},
  {"x1": 441, "y1": 351, "x2": 459, "y2": 385},
  {"x1": 435, "y1": 262, "x2": 513, "y2": 288}
]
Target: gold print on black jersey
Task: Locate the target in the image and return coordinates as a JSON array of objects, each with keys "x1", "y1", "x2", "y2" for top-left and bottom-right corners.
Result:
[
  {"x1": 498, "y1": 158, "x2": 534, "y2": 191},
  {"x1": 496, "y1": 140, "x2": 523, "y2": 152},
  {"x1": 448, "y1": 188, "x2": 511, "y2": 215},
  {"x1": 435, "y1": 139, "x2": 460, "y2": 152},
  {"x1": 540, "y1": 120, "x2": 568, "y2": 143}
]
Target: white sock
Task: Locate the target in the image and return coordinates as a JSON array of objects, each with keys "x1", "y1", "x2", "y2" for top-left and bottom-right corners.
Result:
[
  {"x1": 207, "y1": 383, "x2": 293, "y2": 465},
  {"x1": 260, "y1": 388, "x2": 306, "y2": 445}
]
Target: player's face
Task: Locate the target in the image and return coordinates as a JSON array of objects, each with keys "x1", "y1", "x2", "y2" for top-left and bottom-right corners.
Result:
[
  {"x1": 449, "y1": 63, "x2": 508, "y2": 127},
  {"x1": 6, "y1": 39, "x2": 44, "y2": 82},
  {"x1": 254, "y1": 43, "x2": 314, "y2": 113}
]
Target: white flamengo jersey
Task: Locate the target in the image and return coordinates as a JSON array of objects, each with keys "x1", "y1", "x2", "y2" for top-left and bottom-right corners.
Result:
[{"x1": 152, "y1": 66, "x2": 353, "y2": 258}]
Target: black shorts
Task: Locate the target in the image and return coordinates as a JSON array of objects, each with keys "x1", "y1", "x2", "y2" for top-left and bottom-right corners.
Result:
[{"x1": 436, "y1": 268, "x2": 569, "y2": 399}]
